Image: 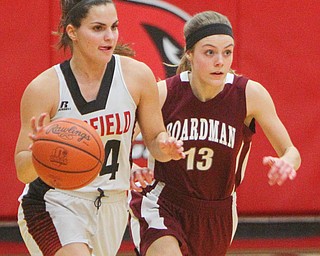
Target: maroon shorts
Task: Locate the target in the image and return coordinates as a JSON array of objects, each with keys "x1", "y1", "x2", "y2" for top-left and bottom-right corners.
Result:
[{"x1": 129, "y1": 181, "x2": 237, "y2": 256}]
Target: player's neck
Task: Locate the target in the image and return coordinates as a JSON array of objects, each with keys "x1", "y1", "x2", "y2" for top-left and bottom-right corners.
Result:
[
  {"x1": 188, "y1": 72, "x2": 225, "y2": 102},
  {"x1": 69, "y1": 57, "x2": 106, "y2": 81}
]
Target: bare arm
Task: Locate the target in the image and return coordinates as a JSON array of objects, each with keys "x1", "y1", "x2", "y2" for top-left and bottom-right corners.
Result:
[
  {"x1": 123, "y1": 58, "x2": 184, "y2": 162},
  {"x1": 129, "y1": 79, "x2": 171, "y2": 191},
  {"x1": 132, "y1": 79, "x2": 167, "y2": 140},
  {"x1": 14, "y1": 68, "x2": 58, "y2": 184},
  {"x1": 246, "y1": 80, "x2": 301, "y2": 185}
]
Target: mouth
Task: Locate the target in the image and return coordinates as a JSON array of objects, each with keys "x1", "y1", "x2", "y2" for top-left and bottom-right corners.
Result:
[
  {"x1": 98, "y1": 46, "x2": 113, "y2": 52},
  {"x1": 211, "y1": 71, "x2": 224, "y2": 75}
]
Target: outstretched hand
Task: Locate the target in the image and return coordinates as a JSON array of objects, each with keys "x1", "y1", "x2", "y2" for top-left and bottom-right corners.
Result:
[
  {"x1": 28, "y1": 113, "x2": 47, "y2": 150},
  {"x1": 159, "y1": 137, "x2": 185, "y2": 160},
  {"x1": 130, "y1": 164, "x2": 154, "y2": 192},
  {"x1": 263, "y1": 156, "x2": 297, "y2": 186}
]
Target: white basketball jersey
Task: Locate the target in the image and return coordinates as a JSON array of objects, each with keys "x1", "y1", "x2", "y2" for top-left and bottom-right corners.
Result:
[{"x1": 52, "y1": 54, "x2": 136, "y2": 192}]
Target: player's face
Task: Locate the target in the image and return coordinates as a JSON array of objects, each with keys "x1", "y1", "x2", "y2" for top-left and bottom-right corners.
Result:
[
  {"x1": 189, "y1": 34, "x2": 234, "y2": 87},
  {"x1": 71, "y1": 4, "x2": 119, "y2": 64}
]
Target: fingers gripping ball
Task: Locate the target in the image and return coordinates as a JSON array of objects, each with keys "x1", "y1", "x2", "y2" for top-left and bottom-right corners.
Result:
[{"x1": 32, "y1": 118, "x2": 105, "y2": 190}]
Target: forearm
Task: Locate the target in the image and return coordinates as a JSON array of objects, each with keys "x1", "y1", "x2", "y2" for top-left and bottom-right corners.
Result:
[
  {"x1": 146, "y1": 131, "x2": 172, "y2": 162},
  {"x1": 15, "y1": 151, "x2": 38, "y2": 184},
  {"x1": 280, "y1": 146, "x2": 301, "y2": 171}
]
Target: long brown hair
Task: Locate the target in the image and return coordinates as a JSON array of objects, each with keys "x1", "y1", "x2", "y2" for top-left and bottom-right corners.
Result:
[{"x1": 54, "y1": 0, "x2": 135, "y2": 57}]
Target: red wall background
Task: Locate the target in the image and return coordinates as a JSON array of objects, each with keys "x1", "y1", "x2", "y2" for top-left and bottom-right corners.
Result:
[{"x1": 1, "y1": 0, "x2": 319, "y2": 219}]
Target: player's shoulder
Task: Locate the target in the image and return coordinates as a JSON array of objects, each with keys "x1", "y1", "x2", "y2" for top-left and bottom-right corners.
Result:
[
  {"x1": 29, "y1": 66, "x2": 57, "y2": 88},
  {"x1": 245, "y1": 78, "x2": 272, "y2": 105},
  {"x1": 246, "y1": 79, "x2": 268, "y2": 95},
  {"x1": 24, "y1": 66, "x2": 58, "y2": 98},
  {"x1": 119, "y1": 55, "x2": 152, "y2": 74},
  {"x1": 118, "y1": 55, "x2": 156, "y2": 85},
  {"x1": 163, "y1": 72, "x2": 187, "y2": 93}
]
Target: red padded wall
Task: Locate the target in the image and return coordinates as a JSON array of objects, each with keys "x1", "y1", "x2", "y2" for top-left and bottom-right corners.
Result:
[
  {"x1": 1, "y1": 0, "x2": 319, "y2": 219},
  {"x1": 231, "y1": 1, "x2": 320, "y2": 214},
  {"x1": 0, "y1": 2, "x2": 51, "y2": 219}
]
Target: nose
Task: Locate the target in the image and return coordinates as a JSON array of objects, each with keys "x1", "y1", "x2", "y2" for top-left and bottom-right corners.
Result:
[
  {"x1": 214, "y1": 53, "x2": 224, "y2": 67},
  {"x1": 104, "y1": 28, "x2": 114, "y2": 41}
]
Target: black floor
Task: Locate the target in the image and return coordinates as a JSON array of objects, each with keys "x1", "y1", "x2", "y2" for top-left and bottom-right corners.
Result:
[{"x1": 1, "y1": 216, "x2": 320, "y2": 242}]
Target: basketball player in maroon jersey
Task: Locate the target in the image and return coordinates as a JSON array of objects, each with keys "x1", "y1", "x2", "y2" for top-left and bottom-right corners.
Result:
[{"x1": 129, "y1": 11, "x2": 301, "y2": 256}]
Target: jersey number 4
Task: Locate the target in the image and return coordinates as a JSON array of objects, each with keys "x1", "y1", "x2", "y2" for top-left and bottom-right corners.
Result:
[
  {"x1": 100, "y1": 140, "x2": 120, "y2": 179},
  {"x1": 185, "y1": 147, "x2": 214, "y2": 171}
]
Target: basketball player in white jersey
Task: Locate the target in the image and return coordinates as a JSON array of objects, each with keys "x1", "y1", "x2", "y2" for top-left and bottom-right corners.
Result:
[{"x1": 14, "y1": 1, "x2": 184, "y2": 256}]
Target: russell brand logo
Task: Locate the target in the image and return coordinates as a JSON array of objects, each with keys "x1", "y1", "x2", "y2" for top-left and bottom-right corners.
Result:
[{"x1": 58, "y1": 101, "x2": 71, "y2": 111}]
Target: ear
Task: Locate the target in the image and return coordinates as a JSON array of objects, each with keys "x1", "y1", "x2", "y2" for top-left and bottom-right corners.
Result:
[
  {"x1": 66, "y1": 24, "x2": 77, "y2": 41},
  {"x1": 186, "y1": 50, "x2": 192, "y2": 61}
]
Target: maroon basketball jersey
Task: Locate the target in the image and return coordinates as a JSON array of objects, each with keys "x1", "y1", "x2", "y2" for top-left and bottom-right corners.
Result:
[{"x1": 153, "y1": 72, "x2": 255, "y2": 200}]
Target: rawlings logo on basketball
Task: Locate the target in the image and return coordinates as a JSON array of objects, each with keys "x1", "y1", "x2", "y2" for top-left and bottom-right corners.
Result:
[{"x1": 46, "y1": 124, "x2": 91, "y2": 142}]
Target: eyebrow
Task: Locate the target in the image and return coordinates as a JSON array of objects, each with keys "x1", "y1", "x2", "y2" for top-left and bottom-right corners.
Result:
[
  {"x1": 202, "y1": 43, "x2": 234, "y2": 48},
  {"x1": 90, "y1": 20, "x2": 119, "y2": 26}
]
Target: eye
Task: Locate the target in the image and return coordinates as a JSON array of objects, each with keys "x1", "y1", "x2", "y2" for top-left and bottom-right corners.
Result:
[
  {"x1": 111, "y1": 23, "x2": 119, "y2": 31},
  {"x1": 224, "y1": 49, "x2": 232, "y2": 56},
  {"x1": 205, "y1": 49, "x2": 215, "y2": 56},
  {"x1": 93, "y1": 25, "x2": 103, "y2": 31}
]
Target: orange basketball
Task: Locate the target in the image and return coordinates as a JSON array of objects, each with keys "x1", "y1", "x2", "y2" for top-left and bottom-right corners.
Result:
[{"x1": 32, "y1": 118, "x2": 105, "y2": 190}]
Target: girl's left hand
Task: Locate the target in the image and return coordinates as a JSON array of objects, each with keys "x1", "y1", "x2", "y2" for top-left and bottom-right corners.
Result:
[
  {"x1": 263, "y1": 156, "x2": 297, "y2": 186},
  {"x1": 130, "y1": 164, "x2": 154, "y2": 192}
]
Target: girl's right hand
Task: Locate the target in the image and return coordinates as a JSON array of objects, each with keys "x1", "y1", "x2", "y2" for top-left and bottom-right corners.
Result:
[{"x1": 28, "y1": 113, "x2": 47, "y2": 150}]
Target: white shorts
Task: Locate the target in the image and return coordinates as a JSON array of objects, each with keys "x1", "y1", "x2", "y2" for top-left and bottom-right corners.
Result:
[{"x1": 18, "y1": 181, "x2": 128, "y2": 256}]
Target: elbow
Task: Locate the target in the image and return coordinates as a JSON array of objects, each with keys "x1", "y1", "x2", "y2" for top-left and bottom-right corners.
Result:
[
  {"x1": 286, "y1": 145, "x2": 302, "y2": 171},
  {"x1": 15, "y1": 152, "x2": 37, "y2": 184},
  {"x1": 16, "y1": 169, "x2": 37, "y2": 184},
  {"x1": 295, "y1": 150, "x2": 302, "y2": 171},
  {"x1": 17, "y1": 173, "x2": 27, "y2": 184},
  {"x1": 15, "y1": 165, "x2": 30, "y2": 184}
]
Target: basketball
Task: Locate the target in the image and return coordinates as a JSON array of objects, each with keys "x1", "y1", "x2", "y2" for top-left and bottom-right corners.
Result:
[{"x1": 32, "y1": 118, "x2": 105, "y2": 190}]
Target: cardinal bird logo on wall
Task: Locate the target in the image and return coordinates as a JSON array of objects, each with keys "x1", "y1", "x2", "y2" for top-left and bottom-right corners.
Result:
[
  {"x1": 115, "y1": 0, "x2": 191, "y2": 163},
  {"x1": 116, "y1": 0, "x2": 191, "y2": 78}
]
